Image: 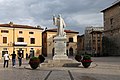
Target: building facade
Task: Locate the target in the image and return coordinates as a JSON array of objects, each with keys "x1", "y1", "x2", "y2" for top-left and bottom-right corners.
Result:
[
  {"x1": 42, "y1": 28, "x2": 79, "y2": 58},
  {"x1": 0, "y1": 22, "x2": 43, "y2": 59},
  {"x1": 90, "y1": 31, "x2": 103, "y2": 56},
  {"x1": 84, "y1": 27, "x2": 104, "y2": 56},
  {"x1": 101, "y1": 1, "x2": 120, "y2": 56},
  {"x1": 77, "y1": 35, "x2": 84, "y2": 54}
]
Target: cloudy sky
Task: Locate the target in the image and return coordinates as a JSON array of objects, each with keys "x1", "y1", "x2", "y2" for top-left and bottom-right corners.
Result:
[{"x1": 0, "y1": 0, "x2": 116, "y2": 34}]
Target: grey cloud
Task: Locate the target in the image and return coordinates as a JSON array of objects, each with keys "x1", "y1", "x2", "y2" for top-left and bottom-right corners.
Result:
[{"x1": 0, "y1": 0, "x2": 115, "y2": 34}]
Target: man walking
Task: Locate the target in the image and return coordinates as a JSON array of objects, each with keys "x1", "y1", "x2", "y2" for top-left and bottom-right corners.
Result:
[
  {"x1": 11, "y1": 51, "x2": 16, "y2": 67},
  {"x1": 18, "y1": 51, "x2": 22, "y2": 67},
  {"x1": 3, "y1": 52, "x2": 9, "y2": 68}
]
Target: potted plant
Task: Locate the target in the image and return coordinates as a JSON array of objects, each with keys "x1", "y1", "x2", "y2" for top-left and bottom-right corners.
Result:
[
  {"x1": 81, "y1": 55, "x2": 92, "y2": 68},
  {"x1": 75, "y1": 53, "x2": 82, "y2": 62},
  {"x1": 29, "y1": 57, "x2": 40, "y2": 69}
]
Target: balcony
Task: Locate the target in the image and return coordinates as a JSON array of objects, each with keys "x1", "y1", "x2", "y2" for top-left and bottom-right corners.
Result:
[{"x1": 14, "y1": 42, "x2": 27, "y2": 46}]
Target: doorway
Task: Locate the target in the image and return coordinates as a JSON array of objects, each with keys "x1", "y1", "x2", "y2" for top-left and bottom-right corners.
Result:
[
  {"x1": 52, "y1": 48, "x2": 54, "y2": 57},
  {"x1": 69, "y1": 47, "x2": 73, "y2": 56},
  {"x1": 17, "y1": 49, "x2": 24, "y2": 58},
  {"x1": 2, "y1": 51, "x2": 8, "y2": 57}
]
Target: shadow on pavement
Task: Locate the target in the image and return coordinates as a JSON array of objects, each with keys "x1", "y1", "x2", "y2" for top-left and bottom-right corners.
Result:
[{"x1": 62, "y1": 63, "x2": 81, "y2": 67}]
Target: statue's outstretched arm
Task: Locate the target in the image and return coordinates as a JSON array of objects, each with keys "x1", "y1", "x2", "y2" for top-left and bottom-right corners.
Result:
[{"x1": 53, "y1": 16, "x2": 57, "y2": 26}]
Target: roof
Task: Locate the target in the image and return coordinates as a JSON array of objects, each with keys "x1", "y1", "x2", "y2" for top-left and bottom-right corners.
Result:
[
  {"x1": 0, "y1": 22, "x2": 43, "y2": 30},
  {"x1": 77, "y1": 34, "x2": 84, "y2": 37},
  {"x1": 44, "y1": 28, "x2": 79, "y2": 34},
  {"x1": 101, "y1": 1, "x2": 120, "y2": 12},
  {"x1": 90, "y1": 31, "x2": 103, "y2": 34}
]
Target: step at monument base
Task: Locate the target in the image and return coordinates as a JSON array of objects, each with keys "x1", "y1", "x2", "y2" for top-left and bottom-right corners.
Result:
[
  {"x1": 53, "y1": 55, "x2": 68, "y2": 60},
  {"x1": 40, "y1": 59, "x2": 80, "y2": 67}
]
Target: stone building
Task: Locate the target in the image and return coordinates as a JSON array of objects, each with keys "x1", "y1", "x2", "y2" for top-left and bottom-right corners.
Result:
[
  {"x1": 84, "y1": 27, "x2": 104, "y2": 56},
  {"x1": 90, "y1": 30, "x2": 103, "y2": 56},
  {"x1": 101, "y1": 1, "x2": 120, "y2": 56},
  {"x1": 42, "y1": 28, "x2": 79, "y2": 58},
  {"x1": 77, "y1": 35, "x2": 84, "y2": 54},
  {"x1": 0, "y1": 22, "x2": 43, "y2": 59}
]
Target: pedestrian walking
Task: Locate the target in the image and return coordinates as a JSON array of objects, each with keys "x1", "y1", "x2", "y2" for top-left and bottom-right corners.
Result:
[
  {"x1": 3, "y1": 52, "x2": 9, "y2": 68},
  {"x1": 11, "y1": 51, "x2": 16, "y2": 67},
  {"x1": 29, "y1": 51, "x2": 33, "y2": 59},
  {"x1": 17, "y1": 51, "x2": 23, "y2": 67},
  {"x1": 29, "y1": 48, "x2": 34, "y2": 58}
]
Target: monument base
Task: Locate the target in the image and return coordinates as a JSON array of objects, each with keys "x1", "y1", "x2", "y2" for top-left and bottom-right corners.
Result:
[
  {"x1": 53, "y1": 55, "x2": 68, "y2": 60},
  {"x1": 40, "y1": 59, "x2": 80, "y2": 67},
  {"x1": 53, "y1": 36, "x2": 67, "y2": 60}
]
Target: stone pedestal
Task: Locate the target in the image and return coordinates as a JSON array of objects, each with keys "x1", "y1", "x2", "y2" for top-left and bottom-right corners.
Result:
[
  {"x1": 40, "y1": 59, "x2": 80, "y2": 67},
  {"x1": 53, "y1": 36, "x2": 68, "y2": 60}
]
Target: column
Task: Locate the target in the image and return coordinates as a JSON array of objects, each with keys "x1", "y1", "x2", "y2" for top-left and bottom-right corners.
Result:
[
  {"x1": 95, "y1": 33, "x2": 98, "y2": 54},
  {"x1": 100, "y1": 33, "x2": 102, "y2": 54}
]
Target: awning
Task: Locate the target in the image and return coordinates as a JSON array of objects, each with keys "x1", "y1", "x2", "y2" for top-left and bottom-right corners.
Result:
[{"x1": 14, "y1": 42, "x2": 27, "y2": 46}]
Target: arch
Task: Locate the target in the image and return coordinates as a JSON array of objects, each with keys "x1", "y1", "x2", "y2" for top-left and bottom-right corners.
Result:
[
  {"x1": 66, "y1": 50, "x2": 68, "y2": 56},
  {"x1": 52, "y1": 48, "x2": 55, "y2": 57},
  {"x1": 69, "y1": 47, "x2": 73, "y2": 56}
]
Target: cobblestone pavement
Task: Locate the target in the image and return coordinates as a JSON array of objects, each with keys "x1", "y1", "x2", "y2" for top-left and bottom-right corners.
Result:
[{"x1": 0, "y1": 57, "x2": 120, "y2": 80}]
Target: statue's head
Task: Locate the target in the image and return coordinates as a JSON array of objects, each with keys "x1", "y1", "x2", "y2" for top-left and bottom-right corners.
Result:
[
  {"x1": 53, "y1": 14, "x2": 55, "y2": 17},
  {"x1": 58, "y1": 14, "x2": 61, "y2": 17}
]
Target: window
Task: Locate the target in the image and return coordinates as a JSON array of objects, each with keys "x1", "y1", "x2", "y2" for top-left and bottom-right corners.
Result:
[
  {"x1": 29, "y1": 32, "x2": 34, "y2": 34},
  {"x1": 17, "y1": 37, "x2": 24, "y2": 42},
  {"x1": 69, "y1": 37, "x2": 73, "y2": 42},
  {"x1": 3, "y1": 37, "x2": 7, "y2": 44},
  {"x1": 78, "y1": 43, "x2": 80, "y2": 46},
  {"x1": 110, "y1": 18, "x2": 113, "y2": 25},
  {"x1": 111, "y1": 31, "x2": 113, "y2": 36},
  {"x1": 3, "y1": 48, "x2": 7, "y2": 50},
  {"x1": 19, "y1": 31, "x2": 23, "y2": 34},
  {"x1": 98, "y1": 40, "x2": 100, "y2": 42},
  {"x1": 30, "y1": 38, "x2": 35, "y2": 44},
  {"x1": 1, "y1": 30, "x2": 9, "y2": 33}
]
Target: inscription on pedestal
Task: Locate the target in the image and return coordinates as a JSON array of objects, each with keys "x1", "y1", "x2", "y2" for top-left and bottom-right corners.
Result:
[{"x1": 55, "y1": 41, "x2": 66, "y2": 55}]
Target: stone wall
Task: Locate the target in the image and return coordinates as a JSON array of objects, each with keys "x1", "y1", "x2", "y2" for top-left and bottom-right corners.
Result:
[{"x1": 103, "y1": 2, "x2": 120, "y2": 56}]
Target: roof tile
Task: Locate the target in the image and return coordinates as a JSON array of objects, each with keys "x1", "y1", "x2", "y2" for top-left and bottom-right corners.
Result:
[{"x1": 0, "y1": 23, "x2": 43, "y2": 30}]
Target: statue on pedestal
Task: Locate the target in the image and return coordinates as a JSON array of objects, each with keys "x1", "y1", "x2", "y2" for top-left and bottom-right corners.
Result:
[
  {"x1": 53, "y1": 14, "x2": 66, "y2": 37},
  {"x1": 52, "y1": 14, "x2": 68, "y2": 60}
]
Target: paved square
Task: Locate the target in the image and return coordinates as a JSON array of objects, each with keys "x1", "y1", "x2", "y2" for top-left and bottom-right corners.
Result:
[{"x1": 0, "y1": 57, "x2": 120, "y2": 80}]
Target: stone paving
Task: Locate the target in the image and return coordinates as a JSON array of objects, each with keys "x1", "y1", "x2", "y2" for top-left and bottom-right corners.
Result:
[{"x1": 0, "y1": 57, "x2": 120, "y2": 80}]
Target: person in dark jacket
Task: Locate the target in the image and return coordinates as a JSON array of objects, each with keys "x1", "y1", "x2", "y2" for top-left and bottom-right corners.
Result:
[
  {"x1": 17, "y1": 51, "x2": 23, "y2": 67},
  {"x1": 11, "y1": 51, "x2": 16, "y2": 67}
]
